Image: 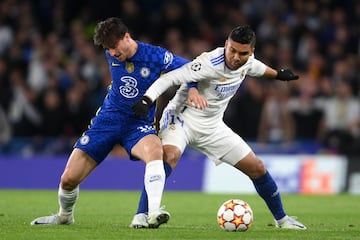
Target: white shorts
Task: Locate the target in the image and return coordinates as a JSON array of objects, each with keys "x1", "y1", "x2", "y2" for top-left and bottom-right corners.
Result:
[{"x1": 159, "y1": 108, "x2": 252, "y2": 166}]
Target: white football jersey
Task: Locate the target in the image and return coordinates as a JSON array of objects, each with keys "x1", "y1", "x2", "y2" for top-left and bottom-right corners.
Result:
[{"x1": 146, "y1": 47, "x2": 267, "y2": 126}]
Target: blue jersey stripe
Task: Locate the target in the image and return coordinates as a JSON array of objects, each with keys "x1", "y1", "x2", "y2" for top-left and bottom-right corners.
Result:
[{"x1": 210, "y1": 54, "x2": 224, "y2": 66}]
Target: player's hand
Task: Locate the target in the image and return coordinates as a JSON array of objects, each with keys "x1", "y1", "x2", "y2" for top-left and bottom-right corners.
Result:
[
  {"x1": 187, "y1": 87, "x2": 208, "y2": 110},
  {"x1": 132, "y1": 96, "x2": 153, "y2": 119},
  {"x1": 276, "y1": 69, "x2": 299, "y2": 81}
]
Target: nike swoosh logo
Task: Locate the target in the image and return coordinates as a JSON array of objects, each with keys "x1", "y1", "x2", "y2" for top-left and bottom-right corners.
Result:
[
  {"x1": 149, "y1": 175, "x2": 161, "y2": 182},
  {"x1": 111, "y1": 62, "x2": 120, "y2": 66}
]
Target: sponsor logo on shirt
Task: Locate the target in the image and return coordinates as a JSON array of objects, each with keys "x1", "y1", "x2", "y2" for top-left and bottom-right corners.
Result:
[
  {"x1": 119, "y1": 76, "x2": 139, "y2": 98},
  {"x1": 214, "y1": 82, "x2": 241, "y2": 98}
]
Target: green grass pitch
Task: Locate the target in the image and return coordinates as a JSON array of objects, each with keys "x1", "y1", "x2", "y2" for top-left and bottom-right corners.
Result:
[{"x1": 0, "y1": 190, "x2": 359, "y2": 240}]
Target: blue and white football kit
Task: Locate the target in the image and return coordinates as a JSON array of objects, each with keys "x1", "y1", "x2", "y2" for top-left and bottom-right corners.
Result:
[
  {"x1": 138, "y1": 47, "x2": 306, "y2": 229},
  {"x1": 74, "y1": 41, "x2": 188, "y2": 163},
  {"x1": 146, "y1": 47, "x2": 266, "y2": 166}
]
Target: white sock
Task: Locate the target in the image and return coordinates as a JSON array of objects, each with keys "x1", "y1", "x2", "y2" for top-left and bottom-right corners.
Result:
[
  {"x1": 144, "y1": 160, "x2": 166, "y2": 213},
  {"x1": 277, "y1": 215, "x2": 289, "y2": 224},
  {"x1": 58, "y1": 185, "x2": 79, "y2": 216}
]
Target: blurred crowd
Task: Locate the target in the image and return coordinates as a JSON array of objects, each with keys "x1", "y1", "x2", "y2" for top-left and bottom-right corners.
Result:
[{"x1": 0, "y1": 0, "x2": 359, "y2": 156}]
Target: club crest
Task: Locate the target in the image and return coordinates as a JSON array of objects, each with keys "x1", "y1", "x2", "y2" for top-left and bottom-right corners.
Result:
[{"x1": 126, "y1": 62, "x2": 134, "y2": 73}]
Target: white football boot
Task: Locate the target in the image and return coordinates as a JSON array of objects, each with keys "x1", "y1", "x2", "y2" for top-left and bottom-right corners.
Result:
[
  {"x1": 30, "y1": 214, "x2": 74, "y2": 225},
  {"x1": 147, "y1": 209, "x2": 170, "y2": 228},
  {"x1": 275, "y1": 216, "x2": 307, "y2": 230},
  {"x1": 129, "y1": 213, "x2": 149, "y2": 228}
]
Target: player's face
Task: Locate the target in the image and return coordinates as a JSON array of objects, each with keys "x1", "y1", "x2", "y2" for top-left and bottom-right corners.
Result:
[
  {"x1": 107, "y1": 33, "x2": 134, "y2": 62},
  {"x1": 224, "y1": 39, "x2": 254, "y2": 70}
]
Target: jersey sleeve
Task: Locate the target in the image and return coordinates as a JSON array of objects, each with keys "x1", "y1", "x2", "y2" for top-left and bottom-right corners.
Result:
[
  {"x1": 246, "y1": 57, "x2": 267, "y2": 77},
  {"x1": 166, "y1": 53, "x2": 189, "y2": 71},
  {"x1": 145, "y1": 53, "x2": 213, "y2": 101},
  {"x1": 157, "y1": 47, "x2": 189, "y2": 72}
]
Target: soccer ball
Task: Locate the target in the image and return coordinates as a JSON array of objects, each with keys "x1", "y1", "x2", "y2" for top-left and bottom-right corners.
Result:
[{"x1": 217, "y1": 199, "x2": 253, "y2": 232}]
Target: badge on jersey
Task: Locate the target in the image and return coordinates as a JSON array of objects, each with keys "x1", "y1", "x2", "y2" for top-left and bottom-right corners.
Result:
[
  {"x1": 140, "y1": 67, "x2": 150, "y2": 78},
  {"x1": 80, "y1": 135, "x2": 90, "y2": 145},
  {"x1": 126, "y1": 62, "x2": 134, "y2": 73},
  {"x1": 240, "y1": 69, "x2": 246, "y2": 79},
  {"x1": 191, "y1": 62, "x2": 202, "y2": 71},
  {"x1": 164, "y1": 51, "x2": 174, "y2": 69}
]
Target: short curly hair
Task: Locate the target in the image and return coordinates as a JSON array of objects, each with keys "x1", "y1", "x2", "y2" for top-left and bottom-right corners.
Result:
[{"x1": 93, "y1": 17, "x2": 128, "y2": 49}]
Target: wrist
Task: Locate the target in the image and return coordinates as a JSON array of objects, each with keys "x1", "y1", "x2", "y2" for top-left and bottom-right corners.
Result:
[
  {"x1": 187, "y1": 82, "x2": 198, "y2": 89},
  {"x1": 142, "y1": 95, "x2": 153, "y2": 105}
]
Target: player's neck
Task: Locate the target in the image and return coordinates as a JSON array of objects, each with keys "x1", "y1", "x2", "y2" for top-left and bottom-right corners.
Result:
[{"x1": 127, "y1": 39, "x2": 138, "y2": 59}]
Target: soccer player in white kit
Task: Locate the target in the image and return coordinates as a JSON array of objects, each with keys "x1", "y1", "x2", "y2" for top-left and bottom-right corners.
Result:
[{"x1": 132, "y1": 25, "x2": 306, "y2": 230}]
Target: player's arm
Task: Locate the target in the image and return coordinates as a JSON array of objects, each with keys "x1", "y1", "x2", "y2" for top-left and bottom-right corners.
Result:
[
  {"x1": 262, "y1": 66, "x2": 299, "y2": 81},
  {"x1": 186, "y1": 86, "x2": 208, "y2": 110},
  {"x1": 248, "y1": 57, "x2": 299, "y2": 81},
  {"x1": 132, "y1": 63, "x2": 199, "y2": 119},
  {"x1": 132, "y1": 57, "x2": 210, "y2": 118}
]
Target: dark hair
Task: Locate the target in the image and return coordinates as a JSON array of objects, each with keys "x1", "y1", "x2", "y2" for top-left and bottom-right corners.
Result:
[
  {"x1": 228, "y1": 25, "x2": 256, "y2": 47},
  {"x1": 93, "y1": 17, "x2": 128, "y2": 49}
]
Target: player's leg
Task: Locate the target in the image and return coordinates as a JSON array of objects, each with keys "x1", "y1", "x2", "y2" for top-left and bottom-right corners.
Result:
[
  {"x1": 31, "y1": 148, "x2": 98, "y2": 225},
  {"x1": 131, "y1": 134, "x2": 169, "y2": 228},
  {"x1": 233, "y1": 152, "x2": 286, "y2": 218},
  {"x1": 227, "y1": 148, "x2": 306, "y2": 230},
  {"x1": 130, "y1": 145, "x2": 182, "y2": 228},
  {"x1": 130, "y1": 161, "x2": 172, "y2": 228},
  {"x1": 201, "y1": 123, "x2": 306, "y2": 230},
  {"x1": 130, "y1": 110, "x2": 188, "y2": 228},
  {"x1": 233, "y1": 152, "x2": 306, "y2": 229}
]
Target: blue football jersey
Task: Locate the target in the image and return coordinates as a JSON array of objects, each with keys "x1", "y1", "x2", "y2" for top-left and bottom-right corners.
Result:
[
  {"x1": 100, "y1": 41, "x2": 189, "y2": 122},
  {"x1": 74, "y1": 41, "x2": 189, "y2": 162}
]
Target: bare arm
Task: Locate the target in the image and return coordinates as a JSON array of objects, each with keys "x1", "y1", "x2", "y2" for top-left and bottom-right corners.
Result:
[{"x1": 263, "y1": 66, "x2": 299, "y2": 80}]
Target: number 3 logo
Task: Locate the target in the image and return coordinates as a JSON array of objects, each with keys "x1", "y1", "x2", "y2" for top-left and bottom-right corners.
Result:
[{"x1": 119, "y1": 76, "x2": 139, "y2": 98}]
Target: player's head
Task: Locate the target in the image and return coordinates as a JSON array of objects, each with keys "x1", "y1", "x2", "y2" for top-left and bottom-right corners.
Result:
[
  {"x1": 224, "y1": 25, "x2": 256, "y2": 70},
  {"x1": 94, "y1": 17, "x2": 136, "y2": 61}
]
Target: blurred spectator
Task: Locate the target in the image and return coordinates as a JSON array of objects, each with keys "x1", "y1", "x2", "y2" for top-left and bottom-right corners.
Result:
[
  {"x1": 7, "y1": 66, "x2": 42, "y2": 136},
  {"x1": 0, "y1": 57, "x2": 11, "y2": 111},
  {"x1": 287, "y1": 75, "x2": 323, "y2": 141},
  {"x1": 63, "y1": 81, "x2": 92, "y2": 138},
  {"x1": 38, "y1": 88, "x2": 64, "y2": 137},
  {"x1": 318, "y1": 80, "x2": 360, "y2": 154},
  {"x1": 224, "y1": 78, "x2": 265, "y2": 141},
  {"x1": 0, "y1": 106, "x2": 11, "y2": 144},
  {"x1": 258, "y1": 81, "x2": 294, "y2": 144},
  {"x1": 0, "y1": 18, "x2": 13, "y2": 56}
]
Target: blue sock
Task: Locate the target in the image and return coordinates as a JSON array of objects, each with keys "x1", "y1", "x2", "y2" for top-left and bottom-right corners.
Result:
[
  {"x1": 252, "y1": 171, "x2": 286, "y2": 220},
  {"x1": 136, "y1": 161, "x2": 172, "y2": 214}
]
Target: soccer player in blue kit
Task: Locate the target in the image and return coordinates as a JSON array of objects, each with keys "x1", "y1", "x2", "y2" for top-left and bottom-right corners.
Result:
[{"x1": 30, "y1": 17, "x2": 188, "y2": 228}]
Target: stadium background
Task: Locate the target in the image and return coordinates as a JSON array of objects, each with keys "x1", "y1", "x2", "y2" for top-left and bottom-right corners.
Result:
[{"x1": 0, "y1": 0, "x2": 359, "y2": 194}]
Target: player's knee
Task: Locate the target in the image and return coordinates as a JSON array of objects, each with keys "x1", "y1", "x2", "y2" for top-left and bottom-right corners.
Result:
[
  {"x1": 236, "y1": 156, "x2": 266, "y2": 179},
  {"x1": 245, "y1": 159, "x2": 266, "y2": 179},
  {"x1": 252, "y1": 159, "x2": 266, "y2": 178},
  {"x1": 145, "y1": 140, "x2": 163, "y2": 159},
  {"x1": 60, "y1": 174, "x2": 79, "y2": 190},
  {"x1": 163, "y1": 145, "x2": 181, "y2": 169}
]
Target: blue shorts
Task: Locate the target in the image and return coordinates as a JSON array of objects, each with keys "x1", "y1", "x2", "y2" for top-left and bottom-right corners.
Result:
[{"x1": 73, "y1": 112, "x2": 157, "y2": 164}]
